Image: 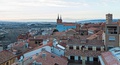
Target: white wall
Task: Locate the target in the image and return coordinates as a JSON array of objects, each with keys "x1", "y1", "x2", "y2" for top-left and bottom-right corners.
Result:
[
  {"x1": 53, "y1": 47, "x2": 64, "y2": 56},
  {"x1": 24, "y1": 46, "x2": 51, "y2": 58},
  {"x1": 102, "y1": 32, "x2": 105, "y2": 44}
]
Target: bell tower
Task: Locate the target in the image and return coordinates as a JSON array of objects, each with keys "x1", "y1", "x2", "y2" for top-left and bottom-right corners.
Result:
[
  {"x1": 105, "y1": 13, "x2": 119, "y2": 50},
  {"x1": 57, "y1": 14, "x2": 62, "y2": 24}
]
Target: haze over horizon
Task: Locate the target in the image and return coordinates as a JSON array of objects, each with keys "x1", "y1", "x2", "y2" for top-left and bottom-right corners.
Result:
[{"x1": 0, "y1": 0, "x2": 120, "y2": 21}]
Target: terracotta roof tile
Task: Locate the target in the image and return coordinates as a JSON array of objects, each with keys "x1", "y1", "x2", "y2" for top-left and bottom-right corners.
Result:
[
  {"x1": 65, "y1": 50, "x2": 104, "y2": 57},
  {"x1": 101, "y1": 51, "x2": 120, "y2": 65},
  {"x1": 87, "y1": 30, "x2": 103, "y2": 40},
  {"x1": 62, "y1": 23, "x2": 76, "y2": 26},
  {"x1": 96, "y1": 30, "x2": 103, "y2": 35},
  {"x1": 0, "y1": 50, "x2": 16, "y2": 64},
  {"x1": 87, "y1": 34, "x2": 98, "y2": 40},
  {"x1": 29, "y1": 51, "x2": 68, "y2": 65},
  {"x1": 53, "y1": 32, "x2": 66, "y2": 36},
  {"x1": 14, "y1": 42, "x2": 26, "y2": 47},
  {"x1": 88, "y1": 27, "x2": 100, "y2": 31},
  {"x1": 67, "y1": 38, "x2": 104, "y2": 46}
]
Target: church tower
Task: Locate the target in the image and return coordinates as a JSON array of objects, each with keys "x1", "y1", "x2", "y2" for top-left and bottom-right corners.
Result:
[{"x1": 57, "y1": 14, "x2": 62, "y2": 24}]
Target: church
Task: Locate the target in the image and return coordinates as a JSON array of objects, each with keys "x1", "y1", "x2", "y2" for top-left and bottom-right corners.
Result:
[{"x1": 56, "y1": 15, "x2": 80, "y2": 32}]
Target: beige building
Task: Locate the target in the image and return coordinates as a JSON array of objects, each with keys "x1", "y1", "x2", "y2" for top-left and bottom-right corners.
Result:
[
  {"x1": 104, "y1": 13, "x2": 120, "y2": 50},
  {"x1": 65, "y1": 30, "x2": 105, "y2": 65},
  {"x1": 0, "y1": 50, "x2": 16, "y2": 65}
]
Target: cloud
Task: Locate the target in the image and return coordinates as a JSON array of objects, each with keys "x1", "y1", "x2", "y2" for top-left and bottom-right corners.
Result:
[{"x1": 0, "y1": 0, "x2": 89, "y2": 8}]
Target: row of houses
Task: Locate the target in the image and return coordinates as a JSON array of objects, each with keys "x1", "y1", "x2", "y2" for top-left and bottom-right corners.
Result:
[{"x1": 0, "y1": 13, "x2": 120, "y2": 65}]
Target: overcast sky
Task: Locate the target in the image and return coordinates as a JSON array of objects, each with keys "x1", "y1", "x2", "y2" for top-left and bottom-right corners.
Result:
[{"x1": 0, "y1": 0, "x2": 120, "y2": 20}]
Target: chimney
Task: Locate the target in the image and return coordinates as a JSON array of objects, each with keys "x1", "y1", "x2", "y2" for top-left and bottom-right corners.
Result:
[
  {"x1": 41, "y1": 53, "x2": 46, "y2": 59},
  {"x1": 36, "y1": 53, "x2": 39, "y2": 56}
]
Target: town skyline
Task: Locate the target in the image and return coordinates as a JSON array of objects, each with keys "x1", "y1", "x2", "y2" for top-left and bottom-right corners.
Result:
[{"x1": 0, "y1": 0, "x2": 120, "y2": 20}]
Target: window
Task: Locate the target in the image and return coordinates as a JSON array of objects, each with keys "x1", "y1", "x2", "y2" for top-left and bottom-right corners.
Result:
[
  {"x1": 78, "y1": 56, "x2": 81, "y2": 60},
  {"x1": 88, "y1": 46, "x2": 92, "y2": 50},
  {"x1": 93, "y1": 57, "x2": 98, "y2": 61},
  {"x1": 76, "y1": 46, "x2": 79, "y2": 50},
  {"x1": 107, "y1": 26, "x2": 117, "y2": 34},
  {"x1": 54, "y1": 63, "x2": 59, "y2": 65},
  {"x1": 6, "y1": 62, "x2": 9, "y2": 65},
  {"x1": 87, "y1": 57, "x2": 89, "y2": 61},
  {"x1": 70, "y1": 56, "x2": 74, "y2": 60},
  {"x1": 109, "y1": 36, "x2": 115, "y2": 41},
  {"x1": 35, "y1": 41, "x2": 38, "y2": 44},
  {"x1": 96, "y1": 47, "x2": 101, "y2": 51},
  {"x1": 69, "y1": 46, "x2": 73, "y2": 49}
]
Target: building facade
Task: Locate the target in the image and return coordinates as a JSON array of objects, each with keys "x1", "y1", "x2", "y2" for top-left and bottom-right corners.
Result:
[
  {"x1": 104, "y1": 13, "x2": 120, "y2": 50},
  {"x1": 56, "y1": 15, "x2": 77, "y2": 32}
]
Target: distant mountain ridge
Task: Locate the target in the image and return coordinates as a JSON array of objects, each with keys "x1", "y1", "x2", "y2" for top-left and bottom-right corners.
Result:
[
  {"x1": 78, "y1": 19, "x2": 119, "y2": 23},
  {"x1": 0, "y1": 19, "x2": 119, "y2": 24}
]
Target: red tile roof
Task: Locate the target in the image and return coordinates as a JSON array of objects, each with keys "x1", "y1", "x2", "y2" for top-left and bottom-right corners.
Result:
[
  {"x1": 46, "y1": 41, "x2": 53, "y2": 47},
  {"x1": 29, "y1": 51, "x2": 68, "y2": 65},
  {"x1": 87, "y1": 30, "x2": 103, "y2": 40},
  {"x1": 0, "y1": 50, "x2": 16, "y2": 64},
  {"x1": 53, "y1": 32, "x2": 66, "y2": 36},
  {"x1": 65, "y1": 50, "x2": 104, "y2": 57},
  {"x1": 32, "y1": 41, "x2": 53, "y2": 51},
  {"x1": 14, "y1": 42, "x2": 26, "y2": 47},
  {"x1": 17, "y1": 33, "x2": 30, "y2": 40},
  {"x1": 96, "y1": 30, "x2": 103, "y2": 35},
  {"x1": 87, "y1": 34, "x2": 98, "y2": 40},
  {"x1": 67, "y1": 38, "x2": 104, "y2": 46},
  {"x1": 101, "y1": 51, "x2": 120, "y2": 65},
  {"x1": 62, "y1": 23, "x2": 76, "y2": 26},
  {"x1": 88, "y1": 27, "x2": 100, "y2": 31}
]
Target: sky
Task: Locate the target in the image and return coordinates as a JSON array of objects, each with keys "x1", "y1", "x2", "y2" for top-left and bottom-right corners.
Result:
[{"x1": 0, "y1": 0, "x2": 120, "y2": 21}]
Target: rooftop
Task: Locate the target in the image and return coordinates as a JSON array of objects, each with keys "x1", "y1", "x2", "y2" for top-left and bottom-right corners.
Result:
[
  {"x1": 0, "y1": 50, "x2": 16, "y2": 64},
  {"x1": 29, "y1": 51, "x2": 68, "y2": 65},
  {"x1": 66, "y1": 49, "x2": 104, "y2": 57},
  {"x1": 99, "y1": 47, "x2": 120, "y2": 65},
  {"x1": 67, "y1": 38, "x2": 104, "y2": 46},
  {"x1": 62, "y1": 22, "x2": 76, "y2": 26}
]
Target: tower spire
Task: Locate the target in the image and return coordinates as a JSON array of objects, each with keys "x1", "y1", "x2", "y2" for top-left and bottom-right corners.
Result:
[
  {"x1": 57, "y1": 14, "x2": 62, "y2": 24},
  {"x1": 57, "y1": 14, "x2": 59, "y2": 19},
  {"x1": 60, "y1": 15, "x2": 62, "y2": 19}
]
